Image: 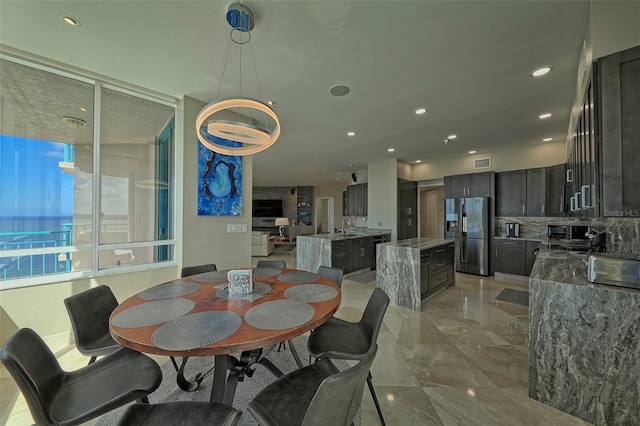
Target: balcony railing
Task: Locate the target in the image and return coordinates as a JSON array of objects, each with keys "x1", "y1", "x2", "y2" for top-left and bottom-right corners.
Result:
[{"x1": 0, "y1": 225, "x2": 72, "y2": 280}]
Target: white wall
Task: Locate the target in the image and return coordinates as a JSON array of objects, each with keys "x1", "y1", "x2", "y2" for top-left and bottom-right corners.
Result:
[
  {"x1": 368, "y1": 159, "x2": 399, "y2": 240},
  {"x1": 411, "y1": 140, "x2": 566, "y2": 181},
  {"x1": 181, "y1": 96, "x2": 252, "y2": 270}
]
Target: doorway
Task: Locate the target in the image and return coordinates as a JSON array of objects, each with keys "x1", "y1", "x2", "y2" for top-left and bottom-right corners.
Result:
[
  {"x1": 315, "y1": 197, "x2": 334, "y2": 234},
  {"x1": 420, "y1": 187, "x2": 444, "y2": 239}
]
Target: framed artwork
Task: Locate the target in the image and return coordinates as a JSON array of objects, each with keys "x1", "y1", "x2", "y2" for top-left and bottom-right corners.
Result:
[{"x1": 197, "y1": 137, "x2": 242, "y2": 216}]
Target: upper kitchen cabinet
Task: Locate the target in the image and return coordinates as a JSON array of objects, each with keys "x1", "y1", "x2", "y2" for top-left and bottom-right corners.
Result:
[
  {"x1": 496, "y1": 170, "x2": 527, "y2": 216},
  {"x1": 545, "y1": 164, "x2": 566, "y2": 217},
  {"x1": 444, "y1": 172, "x2": 493, "y2": 198},
  {"x1": 398, "y1": 179, "x2": 417, "y2": 240},
  {"x1": 596, "y1": 45, "x2": 640, "y2": 217},
  {"x1": 346, "y1": 183, "x2": 367, "y2": 216},
  {"x1": 526, "y1": 168, "x2": 546, "y2": 216},
  {"x1": 566, "y1": 65, "x2": 598, "y2": 218}
]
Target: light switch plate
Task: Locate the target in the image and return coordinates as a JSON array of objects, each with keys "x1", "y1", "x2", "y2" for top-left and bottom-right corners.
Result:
[{"x1": 227, "y1": 224, "x2": 248, "y2": 233}]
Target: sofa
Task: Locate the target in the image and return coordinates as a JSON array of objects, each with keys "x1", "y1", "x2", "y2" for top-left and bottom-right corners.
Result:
[{"x1": 251, "y1": 231, "x2": 275, "y2": 257}]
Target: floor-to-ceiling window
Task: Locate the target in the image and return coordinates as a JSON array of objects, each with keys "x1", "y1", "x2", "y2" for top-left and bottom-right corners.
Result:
[{"x1": 0, "y1": 56, "x2": 176, "y2": 289}]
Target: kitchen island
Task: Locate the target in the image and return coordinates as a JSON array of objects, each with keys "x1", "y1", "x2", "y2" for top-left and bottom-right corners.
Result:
[
  {"x1": 296, "y1": 230, "x2": 391, "y2": 274},
  {"x1": 376, "y1": 238, "x2": 455, "y2": 311},
  {"x1": 529, "y1": 249, "x2": 640, "y2": 425}
]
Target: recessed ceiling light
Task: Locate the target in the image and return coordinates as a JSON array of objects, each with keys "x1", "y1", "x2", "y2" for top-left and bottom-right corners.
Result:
[
  {"x1": 387, "y1": 148, "x2": 395, "y2": 152},
  {"x1": 415, "y1": 108, "x2": 427, "y2": 115},
  {"x1": 447, "y1": 134, "x2": 457, "y2": 140},
  {"x1": 531, "y1": 67, "x2": 552, "y2": 77},
  {"x1": 415, "y1": 160, "x2": 422, "y2": 163},
  {"x1": 538, "y1": 113, "x2": 552, "y2": 119},
  {"x1": 543, "y1": 137, "x2": 553, "y2": 142},
  {"x1": 79, "y1": 107, "x2": 86, "y2": 112},
  {"x1": 330, "y1": 85, "x2": 350, "y2": 97},
  {"x1": 469, "y1": 150, "x2": 477, "y2": 154},
  {"x1": 267, "y1": 100, "x2": 275, "y2": 106},
  {"x1": 60, "y1": 15, "x2": 80, "y2": 26},
  {"x1": 347, "y1": 131, "x2": 356, "y2": 137}
]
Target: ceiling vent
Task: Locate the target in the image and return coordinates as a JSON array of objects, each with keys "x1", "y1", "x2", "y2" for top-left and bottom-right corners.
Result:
[{"x1": 474, "y1": 157, "x2": 491, "y2": 169}]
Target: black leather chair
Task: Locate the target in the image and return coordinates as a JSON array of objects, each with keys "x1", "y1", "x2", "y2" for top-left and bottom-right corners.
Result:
[
  {"x1": 180, "y1": 263, "x2": 217, "y2": 277},
  {"x1": 63, "y1": 285, "x2": 121, "y2": 364},
  {"x1": 317, "y1": 265, "x2": 344, "y2": 287},
  {"x1": 307, "y1": 287, "x2": 390, "y2": 425},
  {"x1": 0, "y1": 328, "x2": 162, "y2": 426},
  {"x1": 248, "y1": 344, "x2": 378, "y2": 426},
  {"x1": 117, "y1": 401, "x2": 241, "y2": 426},
  {"x1": 256, "y1": 259, "x2": 286, "y2": 268}
]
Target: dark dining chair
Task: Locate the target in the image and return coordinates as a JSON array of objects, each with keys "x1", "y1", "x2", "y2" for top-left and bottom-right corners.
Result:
[
  {"x1": 180, "y1": 263, "x2": 217, "y2": 277},
  {"x1": 0, "y1": 328, "x2": 162, "y2": 426},
  {"x1": 256, "y1": 259, "x2": 286, "y2": 268},
  {"x1": 64, "y1": 285, "x2": 121, "y2": 364},
  {"x1": 117, "y1": 401, "x2": 241, "y2": 426},
  {"x1": 317, "y1": 265, "x2": 344, "y2": 287},
  {"x1": 248, "y1": 343, "x2": 378, "y2": 426},
  {"x1": 307, "y1": 287, "x2": 390, "y2": 425}
]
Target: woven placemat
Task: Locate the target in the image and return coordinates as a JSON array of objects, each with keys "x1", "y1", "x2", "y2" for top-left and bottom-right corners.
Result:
[
  {"x1": 110, "y1": 298, "x2": 195, "y2": 328},
  {"x1": 151, "y1": 311, "x2": 243, "y2": 351},
  {"x1": 192, "y1": 270, "x2": 231, "y2": 283},
  {"x1": 137, "y1": 281, "x2": 201, "y2": 300},
  {"x1": 253, "y1": 267, "x2": 282, "y2": 278},
  {"x1": 244, "y1": 300, "x2": 315, "y2": 330},
  {"x1": 278, "y1": 271, "x2": 320, "y2": 284},
  {"x1": 284, "y1": 284, "x2": 338, "y2": 303},
  {"x1": 216, "y1": 282, "x2": 271, "y2": 301}
]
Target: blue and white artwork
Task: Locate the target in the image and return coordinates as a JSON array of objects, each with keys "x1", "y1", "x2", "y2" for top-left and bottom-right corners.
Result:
[{"x1": 197, "y1": 137, "x2": 242, "y2": 216}]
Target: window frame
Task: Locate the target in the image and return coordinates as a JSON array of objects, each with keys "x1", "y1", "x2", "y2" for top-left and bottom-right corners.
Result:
[{"x1": 0, "y1": 54, "x2": 179, "y2": 291}]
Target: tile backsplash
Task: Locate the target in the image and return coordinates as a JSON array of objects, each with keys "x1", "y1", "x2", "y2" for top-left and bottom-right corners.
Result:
[{"x1": 496, "y1": 216, "x2": 640, "y2": 256}]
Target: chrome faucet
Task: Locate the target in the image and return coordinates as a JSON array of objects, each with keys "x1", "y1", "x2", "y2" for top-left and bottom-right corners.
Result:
[{"x1": 341, "y1": 217, "x2": 353, "y2": 236}]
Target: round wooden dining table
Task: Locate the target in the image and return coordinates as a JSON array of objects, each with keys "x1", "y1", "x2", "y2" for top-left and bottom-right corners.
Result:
[{"x1": 109, "y1": 267, "x2": 341, "y2": 405}]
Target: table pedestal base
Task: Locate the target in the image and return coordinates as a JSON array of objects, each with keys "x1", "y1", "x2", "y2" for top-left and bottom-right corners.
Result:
[{"x1": 211, "y1": 348, "x2": 286, "y2": 405}]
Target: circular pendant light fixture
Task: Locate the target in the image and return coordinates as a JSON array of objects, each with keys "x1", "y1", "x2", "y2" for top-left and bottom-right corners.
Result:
[{"x1": 196, "y1": 3, "x2": 281, "y2": 156}]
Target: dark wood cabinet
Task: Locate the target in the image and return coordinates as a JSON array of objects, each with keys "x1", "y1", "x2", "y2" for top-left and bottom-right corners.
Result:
[
  {"x1": 349, "y1": 236, "x2": 373, "y2": 272},
  {"x1": 444, "y1": 172, "x2": 493, "y2": 198},
  {"x1": 496, "y1": 170, "x2": 527, "y2": 216},
  {"x1": 346, "y1": 183, "x2": 367, "y2": 216},
  {"x1": 331, "y1": 240, "x2": 349, "y2": 272},
  {"x1": 397, "y1": 179, "x2": 417, "y2": 240},
  {"x1": 494, "y1": 239, "x2": 526, "y2": 276},
  {"x1": 545, "y1": 164, "x2": 566, "y2": 217},
  {"x1": 421, "y1": 242, "x2": 455, "y2": 299},
  {"x1": 597, "y1": 45, "x2": 640, "y2": 217},
  {"x1": 526, "y1": 168, "x2": 546, "y2": 216},
  {"x1": 296, "y1": 186, "x2": 313, "y2": 226}
]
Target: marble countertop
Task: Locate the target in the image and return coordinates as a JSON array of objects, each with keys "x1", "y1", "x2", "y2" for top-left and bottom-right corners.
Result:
[
  {"x1": 532, "y1": 249, "x2": 639, "y2": 294},
  {"x1": 297, "y1": 229, "x2": 391, "y2": 241},
  {"x1": 379, "y1": 237, "x2": 453, "y2": 251}
]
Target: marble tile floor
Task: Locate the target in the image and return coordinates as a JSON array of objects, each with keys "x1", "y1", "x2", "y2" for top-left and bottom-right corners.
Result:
[{"x1": 2, "y1": 251, "x2": 592, "y2": 425}]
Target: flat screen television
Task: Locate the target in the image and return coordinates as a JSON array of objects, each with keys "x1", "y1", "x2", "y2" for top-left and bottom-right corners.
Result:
[{"x1": 252, "y1": 199, "x2": 284, "y2": 217}]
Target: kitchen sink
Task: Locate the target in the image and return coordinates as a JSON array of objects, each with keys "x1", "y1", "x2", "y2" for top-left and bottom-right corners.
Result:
[{"x1": 587, "y1": 253, "x2": 640, "y2": 290}]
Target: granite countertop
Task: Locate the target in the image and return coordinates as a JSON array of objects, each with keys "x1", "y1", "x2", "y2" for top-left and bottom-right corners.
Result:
[
  {"x1": 530, "y1": 249, "x2": 590, "y2": 286},
  {"x1": 297, "y1": 229, "x2": 392, "y2": 242},
  {"x1": 379, "y1": 237, "x2": 452, "y2": 251},
  {"x1": 532, "y1": 249, "x2": 639, "y2": 294}
]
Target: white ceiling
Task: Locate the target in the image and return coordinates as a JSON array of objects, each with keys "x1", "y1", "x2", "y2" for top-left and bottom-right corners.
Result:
[{"x1": 0, "y1": 1, "x2": 592, "y2": 186}]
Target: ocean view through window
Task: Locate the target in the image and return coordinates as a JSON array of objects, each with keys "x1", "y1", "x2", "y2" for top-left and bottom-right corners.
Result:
[{"x1": 0, "y1": 56, "x2": 177, "y2": 288}]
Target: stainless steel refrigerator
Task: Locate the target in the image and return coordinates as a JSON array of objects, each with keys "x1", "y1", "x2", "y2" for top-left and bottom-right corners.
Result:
[{"x1": 445, "y1": 197, "x2": 489, "y2": 276}]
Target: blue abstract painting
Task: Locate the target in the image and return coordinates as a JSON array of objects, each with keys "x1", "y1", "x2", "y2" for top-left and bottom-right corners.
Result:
[{"x1": 197, "y1": 137, "x2": 242, "y2": 216}]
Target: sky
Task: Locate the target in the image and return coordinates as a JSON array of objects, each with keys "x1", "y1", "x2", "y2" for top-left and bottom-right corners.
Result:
[{"x1": 0, "y1": 134, "x2": 73, "y2": 217}]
